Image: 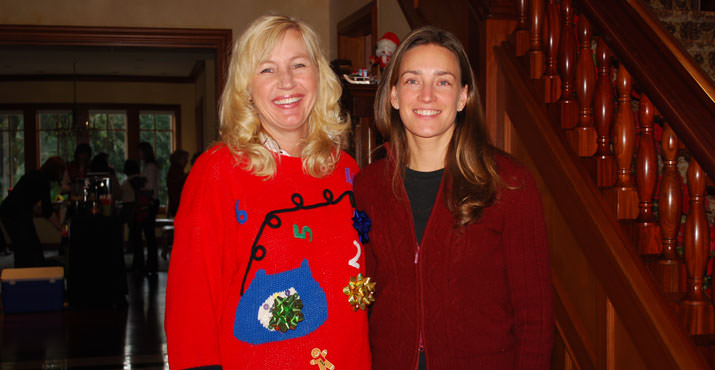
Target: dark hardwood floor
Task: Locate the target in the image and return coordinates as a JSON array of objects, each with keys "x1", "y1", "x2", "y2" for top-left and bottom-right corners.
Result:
[{"x1": 0, "y1": 252, "x2": 168, "y2": 370}]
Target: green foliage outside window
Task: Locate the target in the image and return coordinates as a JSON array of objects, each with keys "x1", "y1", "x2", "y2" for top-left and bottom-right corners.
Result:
[
  {"x1": 0, "y1": 113, "x2": 25, "y2": 199},
  {"x1": 89, "y1": 112, "x2": 128, "y2": 183},
  {"x1": 38, "y1": 112, "x2": 76, "y2": 167},
  {"x1": 0, "y1": 108, "x2": 176, "y2": 208}
]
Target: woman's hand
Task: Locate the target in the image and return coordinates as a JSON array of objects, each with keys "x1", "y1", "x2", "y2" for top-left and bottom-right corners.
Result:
[{"x1": 48, "y1": 212, "x2": 62, "y2": 231}]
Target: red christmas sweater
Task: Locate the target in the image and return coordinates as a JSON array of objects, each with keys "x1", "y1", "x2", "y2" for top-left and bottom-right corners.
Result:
[{"x1": 165, "y1": 145, "x2": 370, "y2": 369}]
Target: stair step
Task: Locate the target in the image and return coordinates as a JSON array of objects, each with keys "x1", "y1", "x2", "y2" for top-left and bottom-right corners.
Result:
[{"x1": 692, "y1": 334, "x2": 715, "y2": 365}]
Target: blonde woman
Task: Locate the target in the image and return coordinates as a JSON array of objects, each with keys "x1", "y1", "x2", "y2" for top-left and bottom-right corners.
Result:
[{"x1": 165, "y1": 15, "x2": 371, "y2": 369}]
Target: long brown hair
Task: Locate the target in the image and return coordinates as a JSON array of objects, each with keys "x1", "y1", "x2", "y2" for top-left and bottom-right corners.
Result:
[{"x1": 374, "y1": 26, "x2": 500, "y2": 226}]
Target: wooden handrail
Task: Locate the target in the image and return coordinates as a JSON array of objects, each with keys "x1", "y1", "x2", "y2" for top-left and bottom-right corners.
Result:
[
  {"x1": 626, "y1": 0, "x2": 715, "y2": 101},
  {"x1": 577, "y1": 0, "x2": 715, "y2": 182},
  {"x1": 495, "y1": 42, "x2": 710, "y2": 369}
]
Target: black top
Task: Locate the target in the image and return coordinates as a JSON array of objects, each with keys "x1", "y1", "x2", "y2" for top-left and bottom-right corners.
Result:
[
  {"x1": 0, "y1": 170, "x2": 53, "y2": 220},
  {"x1": 403, "y1": 167, "x2": 444, "y2": 245}
]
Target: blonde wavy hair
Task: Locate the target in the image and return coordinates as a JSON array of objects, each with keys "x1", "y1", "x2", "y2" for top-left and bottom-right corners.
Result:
[{"x1": 219, "y1": 15, "x2": 348, "y2": 178}]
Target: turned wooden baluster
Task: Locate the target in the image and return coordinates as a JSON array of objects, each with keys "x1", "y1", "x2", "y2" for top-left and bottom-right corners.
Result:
[
  {"x1": 528, "y1": 0, "x2": 545, "y2": 79},
  {"x1": 542, "y1": 0, "x2": 561, "y2": 103},
  {"x1": 605, "y1": 65, "x2": 638, "y2": 219},
  {"x1": 636, "y1": 95, "x2": 661, "y2": 254},
  {"x1": 680, "y1": 159, "x2": 714, "y2": 335},
  {"x1": 514, "y1": 0, "x2": 530, "y2": 56},
  {"x1": 558, "y1": 0, "x2": 578, "y2": 129},
  {"x1": 594, "y1": 39, "x2": 616, "y2": 188},
  {"x1": 654, "y1": 123, "x2": 682, "y2": 293},
  {"x1": 568, "y1": 16, "x2": 598, "y2": 157}
]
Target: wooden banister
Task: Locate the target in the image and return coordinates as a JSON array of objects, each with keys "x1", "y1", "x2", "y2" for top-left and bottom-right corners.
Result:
[
  {"x1": 654, "y1": 123, "x2": 682, "y2": 294},
  {"x1": 513, "y1": 0, "x2": 530, "y2": 56},
  {"x1": 636, "y1": 95, "x2": 660, "y2": 255},
  {"x1": 495, "y1": 41, "x2": 710, "y2": 370},
  {"x1": 568, "y1": 16, "x2": 597, "y2": 157},
  {"x1": 542, "y1": 0, "x2": 560, "y2": 103},
  {"x1": 528, "y1": 0, "x2": 545, "y2": 79},
  {"x1": 557, "y1": 0, "x2": 577, "y2": 129},
  {"x1": 501, "y1": 0, "x2": 714, "y2": 365},
  {"x1": 577, "y1": 0, "x2": 715, "y2": 182},
  {"x1": 681, "y1": 159, "x2": 714, "y2": 335},
  {"x1": 605, "y1": 65, "x2": 638, "y2": 220},
  {"x1": 593, "y1": 38, "x2": 615, "y2": 188}
]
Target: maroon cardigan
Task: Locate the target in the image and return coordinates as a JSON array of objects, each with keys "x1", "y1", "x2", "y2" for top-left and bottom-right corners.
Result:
[{"x1": 354, "y1": 152, "x2": 553, "y2": 370}]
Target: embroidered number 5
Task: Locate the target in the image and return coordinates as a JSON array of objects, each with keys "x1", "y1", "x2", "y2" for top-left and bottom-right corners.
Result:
[
  {"x1": 348, "y1": 240, "x2": 361, "y2": 269},
  {"x1": 293, "y1": 224, "x2": 313, "y2": 242}
]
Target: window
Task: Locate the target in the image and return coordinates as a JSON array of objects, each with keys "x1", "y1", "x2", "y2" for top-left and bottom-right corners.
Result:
[
  {"x1": 0, "y1": 104, "x2": 180, "y2": 208},
  {"x1": 89, "y1": 111, "x2": 127, "y2": 181},
  {"x1": 139, "y1": 112, "x2": 175, "y2": 206},
  {"x1": 0, "y1": 112, "x2": 25, "y2": 197},
  {"x1": 38, "y1": 111, "x2": 75, "y2": 169}
]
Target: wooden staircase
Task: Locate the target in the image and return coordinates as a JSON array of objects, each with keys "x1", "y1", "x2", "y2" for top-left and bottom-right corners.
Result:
[{"x1": 393, "y1": 0, "x2": 715, "y2": 368}]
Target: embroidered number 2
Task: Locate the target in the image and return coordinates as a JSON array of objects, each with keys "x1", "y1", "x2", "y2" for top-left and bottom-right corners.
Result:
[{"x1": 348, "y1": 240, "x2": 361, "y2": 269}]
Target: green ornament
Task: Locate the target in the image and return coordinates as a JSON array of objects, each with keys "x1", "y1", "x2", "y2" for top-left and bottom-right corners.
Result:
[{"x1": 269, "y1": 293, "x2": 305, "y2": 332}]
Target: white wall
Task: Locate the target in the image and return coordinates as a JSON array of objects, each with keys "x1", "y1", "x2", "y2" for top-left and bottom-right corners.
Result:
[
  {"x1": 378, "y1": 0, "x2": 411, "y2": 43},
  {"x1": 329, "y1": 0, "x2": 410, "y2": 59},
  {"x1": 0, "y1": 0, "x2": 332, "y2": 52}
]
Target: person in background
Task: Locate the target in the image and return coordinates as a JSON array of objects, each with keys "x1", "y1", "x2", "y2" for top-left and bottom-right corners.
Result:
[
  {"x1": 136, "y1": 142, "x2": 159, "y2": 275},
  {"x1": 0, "y1": 156, "x2": 65, "y2": 267},
  {"x1": 88, "y1": 152, "x2": 121, "y2": 202},
  {"x1": 190, "y1": 151, "x2": 202, "y2": 167},
  {"x1": 62, "y1": 143, "x2": 91, "y2": 194},
  {"x1": 166, "y1": 149, "x2": 189, "y2": 218},
  {"x1": 354, "y1": 26, "x2": 554, "y2": 369},
  {"x1": 118, "y1": 159, "x2": 143, "y2": 253},
  {"x1": 164, "y1": 15, "x2": 371, "y2": 369},
  {"x1": 137, "y1": 142, "x2": 160, "y2": 201}
]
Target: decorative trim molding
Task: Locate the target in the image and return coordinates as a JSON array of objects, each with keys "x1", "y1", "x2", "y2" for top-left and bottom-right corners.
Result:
[{"x1": 0, "y1": 24, "x2": 232, "y2": 109}]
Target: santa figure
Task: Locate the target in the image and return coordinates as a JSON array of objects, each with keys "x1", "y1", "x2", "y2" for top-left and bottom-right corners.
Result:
[{"x1": 371, "y1": 32, "x2": 400, "y2": 70}]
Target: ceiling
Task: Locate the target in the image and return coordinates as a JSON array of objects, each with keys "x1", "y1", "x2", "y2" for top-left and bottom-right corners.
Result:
[{"x1": 0, "y1": 45, "x2": 215, "y2": 78}]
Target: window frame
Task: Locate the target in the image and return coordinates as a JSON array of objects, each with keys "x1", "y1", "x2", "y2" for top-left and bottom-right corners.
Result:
[
  {"x1": 0, "y1": 102, "x2": 181, "y2": 186},
  {"x1": 0, "y1": 111, "x2": 26, "y2": 196},
  {"x1": 36, "y1": 109, "x2": 75, "y2": 167}
]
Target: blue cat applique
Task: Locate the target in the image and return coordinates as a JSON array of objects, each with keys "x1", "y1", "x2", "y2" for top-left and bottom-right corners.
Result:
[{"x1": 233, "y1": 259, "x2": 328, "y2": 345}]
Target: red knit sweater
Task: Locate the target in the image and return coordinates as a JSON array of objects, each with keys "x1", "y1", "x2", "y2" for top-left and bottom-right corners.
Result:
[
  {"x1": 165, "y1": 145, "x2": 370, "y2": 369},
  {"x1": 354, "y1": 152, "x2": 553, "y2": 370}
]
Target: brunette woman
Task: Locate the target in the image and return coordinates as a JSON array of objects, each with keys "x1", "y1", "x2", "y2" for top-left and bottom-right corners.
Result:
[{"x1": 354, "y1": 26, "x2": 554, "y2": 369}]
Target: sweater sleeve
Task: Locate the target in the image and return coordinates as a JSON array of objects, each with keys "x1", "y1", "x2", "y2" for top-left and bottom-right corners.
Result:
[
  {"x1": 503, "y1": 166, "x2": 554, "y2": 370},
  {"x1": 164, "y1": 153, "x2": 227, "y2": 369}
]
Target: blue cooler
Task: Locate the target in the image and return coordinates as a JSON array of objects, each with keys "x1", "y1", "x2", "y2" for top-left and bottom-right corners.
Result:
[{"x1": 1, "y1": 267, "x2": 64, "y2": 313}]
